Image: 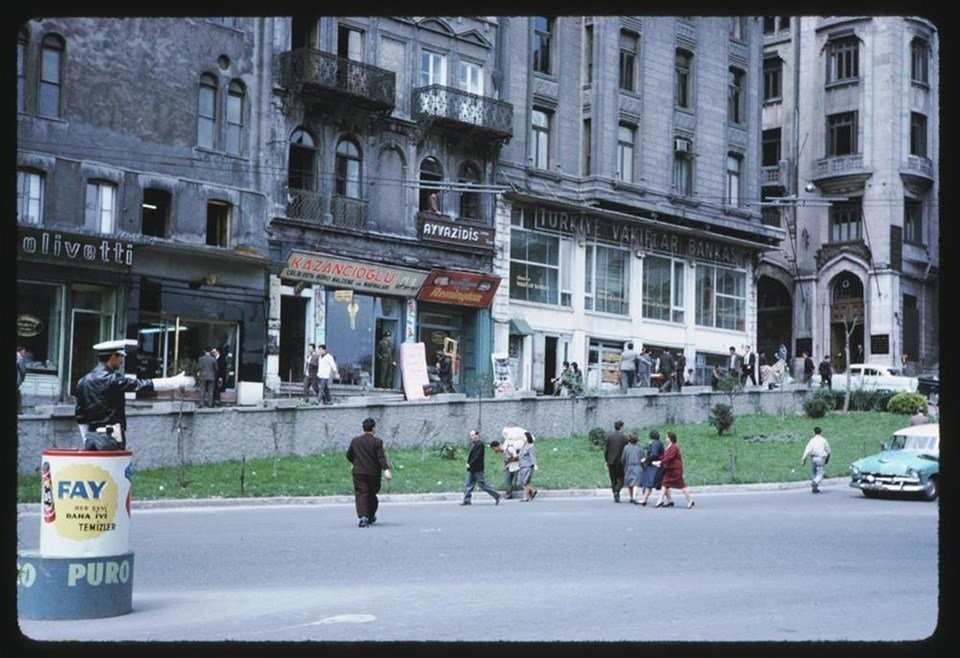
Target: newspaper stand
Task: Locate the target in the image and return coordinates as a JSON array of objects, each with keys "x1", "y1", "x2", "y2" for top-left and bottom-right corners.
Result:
[{"x1": 17, "y1": 449, "x2": 135, "y2": 619}]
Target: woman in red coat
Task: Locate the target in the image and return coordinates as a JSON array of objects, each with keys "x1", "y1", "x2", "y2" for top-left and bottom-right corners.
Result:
[{"x1": 654, "y1": 431, "x2": 695, "y2": 508}]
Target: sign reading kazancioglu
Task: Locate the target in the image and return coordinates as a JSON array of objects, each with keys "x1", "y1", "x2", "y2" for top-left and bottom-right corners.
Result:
[
  {"x1": 39, "y1": 450, "x2": 133, "y2": 558},
  {"x1": 280, "y1": 250, "x2": 428, "y2": 296}
]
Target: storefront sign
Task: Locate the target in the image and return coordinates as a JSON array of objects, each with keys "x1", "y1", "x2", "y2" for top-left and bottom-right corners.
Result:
[
  {"x1": 533, "y1": 208, "x2": 745, "y2": 267},
  {"x1": 18, "y1": 227, "x2": 134, "y2": 268},
  {"x1": 416, "y1": 269, "x2": 501, "y2": 308},
  {"x1": 17, "y1": 314, "x2": 44, "y2": 337},
  {"x1": 417, "y1": 215, "x2": 495, "y2": 248},
  {"x1": 281, "y1": 251, "x2": 427, "y2": 296}
]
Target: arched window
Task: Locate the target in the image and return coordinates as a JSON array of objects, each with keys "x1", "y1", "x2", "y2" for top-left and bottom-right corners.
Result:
[
  {"x1": 17, "y1": 28, "x2": 28, "y2": 113},
  {"x1": 288, "y1": 128, "x2": 317, "y2": 191},
  {"x1": 419, "y1": 157, "x2": 443, "y2": 212},
  {"x1": 458, "y1": 162, "x2": 481, "y2": 220},
  {"x1": 225, "y1": 80, "x2": 245, "y2": 155},
  {"x1": 335, "y1": 137, "x2": 362, "y2": 198},
  {"x1": 831, "y1": 272, "x2": 863, "y2": 303},
  {"x1": 197, "y1": 73, "x2": 218, "y2": 149},
  {"x1": 38, "y1": 34, "x2": 65, "y2": 118}
]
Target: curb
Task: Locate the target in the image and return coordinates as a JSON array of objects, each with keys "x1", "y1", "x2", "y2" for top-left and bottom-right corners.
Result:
[{"x1": 16, "y1": 478, "x2": 848, "y2": 515}]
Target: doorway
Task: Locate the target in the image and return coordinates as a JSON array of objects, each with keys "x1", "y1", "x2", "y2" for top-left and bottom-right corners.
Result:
[
  {"x1": 69, "y1": 310, "x2": 111, "y2": 397},
  {"x1": 279, "y1": 296, "x2": 307, "y2": 386},
  {"x1": 543, "y1": 336, "x2": 558, "y2": 395},
  {"x1": 375, "y1": 318, "x2": 399, "y2": 389}
]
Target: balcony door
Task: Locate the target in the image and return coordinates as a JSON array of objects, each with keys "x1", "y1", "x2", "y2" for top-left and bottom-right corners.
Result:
[{"x1": 458, "y1": 61, "x2": 483, "y2": 124}]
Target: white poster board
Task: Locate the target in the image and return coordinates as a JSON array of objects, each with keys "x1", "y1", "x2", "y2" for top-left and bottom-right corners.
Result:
[
  {"x1": 399, "y1": 342, "x2": 430, "y2": 401},
  {"x1": 491, "y1": 353, "x2": 515, "y2": 393}
]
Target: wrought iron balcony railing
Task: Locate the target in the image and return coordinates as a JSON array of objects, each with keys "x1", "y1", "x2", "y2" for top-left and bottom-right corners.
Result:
[
  {"x1": 279, "y1": 48, "x2": 395, "y2": 112},
  {"x1": 412, "y1": 85, "x2": 513, "y2": 139},
  {"x1": 330, "y1": 195, "x2": 368, "y2": 230},
  {"x1": 286, "y1": 187, "x2": 325, "y2": 222}
]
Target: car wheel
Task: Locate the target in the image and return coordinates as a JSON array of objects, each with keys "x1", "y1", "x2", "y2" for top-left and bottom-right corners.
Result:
[
  {"x1": 862, "y1": 490, "x2": 880, "y2": 499},
  {"x1": 922, "y1": 477, "x2": 938, "y2": 502}
]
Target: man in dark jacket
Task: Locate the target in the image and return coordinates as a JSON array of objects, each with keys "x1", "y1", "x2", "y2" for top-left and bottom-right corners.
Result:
[
  {"x1": 346, "y1": 417, "x2": 393, "y2": 527},
  {"x1": 603, "y1": 420, "x2": 630, "y2": 502},
  {"x1": 460, "y1": 429, "x2": 501, "y2": 505},
  {"x1": 75, "y1": 339, "x2": 194, "y2": 450},
  {"x1": 818, "y1": 355, "x2": 833, "y2": 389},
  {"x1": 658, "y1": 349, "x2": 675, "y2": 392},
  {"x1": 198, "y1": 347, "x2": 218, "y2": 408},
  {"x1": 674, "y1": 350, "x2": 687, "y2": 393}
]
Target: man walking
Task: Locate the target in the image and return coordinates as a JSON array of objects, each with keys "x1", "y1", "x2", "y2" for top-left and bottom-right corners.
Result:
[
  {"x1": 316, "y1": 344, "x2": 339, "y2": 405},
  {"x1": 800, "y1": 426, "x2": 831, "y2": 493},
  {"x1": 818, "y1": 355, "x2": 833, "y2": 389},
  {"x1": 802, "y1": 351, "x2": 815, "y2": 387},
  {"x1": 674, "y1": 349, "x2": 687, "y2": 393},
  {"x1": 658, "y1": 349, "x2": 675, "y2": 392},
  {"x1": 494, "y1": 426, "x2": 525, "y2": 498},
  {"x1": 460, "y1": 429, "x2": 501, "y2": 505},
  {"x1": 743, "y1": 346, "x2": 758, "y2": 387},
  {"x1": 603, "y1": 420, "x2": 630, "y2": 502},
  {"x1": 198, "y1": 347, "x2": 218, "y2": 408},
  {"x1": 727, "y1": 346, "x2": 743, "y2": 385},
  {"x1": 303, "y1": 343, "x2": 319, "y2": 402},
  {"x1": 619, "y1": 341, "x2": 638, "y2": 393},
  {"x1": 346, "y1": 417, "x2": 393, "y2": 527}
]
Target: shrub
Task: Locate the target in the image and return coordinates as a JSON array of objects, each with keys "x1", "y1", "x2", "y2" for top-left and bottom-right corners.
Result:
[
  {"x1": 848, "y1": 388, "x2": 877, "y2": 412},
  {"x1": 587, "y1": 427, "x2": 607, "y2": 447},
  {"x1": 707, "y1": 403, "x2": 734, "y2": 436},
  {"x1": 887, "y1": 391, "x2": 927, "y2": 415},
  {"x1": 803, "y1": 390, "x2": 833, "y2": 418},
  {"x1": 438, "y1": 443, "x2": 457, "y2": 460}
]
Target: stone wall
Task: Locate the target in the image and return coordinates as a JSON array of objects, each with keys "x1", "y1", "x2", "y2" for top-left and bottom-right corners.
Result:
[{"x1": 16, "y1": 387, "x2": 811, "y2": 476}]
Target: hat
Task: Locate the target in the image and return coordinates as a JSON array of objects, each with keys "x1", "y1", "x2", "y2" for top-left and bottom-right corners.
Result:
[
  {"x1": 384, "y1": 331, "x2": 392, "y2": 337},
  {"x1": 94, "y1": 339, "x2": 138, "y2": 356}
]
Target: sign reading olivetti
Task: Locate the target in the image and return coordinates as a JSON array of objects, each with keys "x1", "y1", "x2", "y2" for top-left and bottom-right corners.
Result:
[{"x1": 18, "y1": 227, "x2": 134, "y2": 268}]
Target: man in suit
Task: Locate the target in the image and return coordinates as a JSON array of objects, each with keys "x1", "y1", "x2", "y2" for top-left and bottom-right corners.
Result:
[
  {"x1": 346, "y1": 417, "x2": 393, "y2": 527},
  {"x1": 198, "y1": 347, "x2": 218, "y2": 408},
  {"x1": 727, "y1": 346, "x2": 742, "y2": 384},
  {"x1": 603, "y1": 420, "x2": 630, "y2": 503},
  {"x1": 743, "y1": 345, "x2": 759, "y2": 387}
]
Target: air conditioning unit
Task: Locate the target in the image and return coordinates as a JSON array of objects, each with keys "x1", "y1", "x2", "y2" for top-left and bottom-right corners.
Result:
[{"x1": 674, "y1": 138, "x2": 692, "y2": 154}]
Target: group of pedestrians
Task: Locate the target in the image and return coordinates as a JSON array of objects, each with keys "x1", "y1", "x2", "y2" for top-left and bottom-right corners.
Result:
[
  {"x1": 551, "y1": 361, "x2": 583, "y2": 397},
  {"x1": 616, "y1": 342, "x2": 687, "y2": 393},
  {"x1": 302, "y1": 343, "x2": 339, "y2": 405},
  {"x1": 603, "y1": 420, "x2": 694, "y2": 508}
]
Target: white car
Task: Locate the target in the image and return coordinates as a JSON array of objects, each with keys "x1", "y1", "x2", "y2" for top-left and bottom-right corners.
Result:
[{"x1": 813, "y1": 363, "x2": 918, "y2": 392}]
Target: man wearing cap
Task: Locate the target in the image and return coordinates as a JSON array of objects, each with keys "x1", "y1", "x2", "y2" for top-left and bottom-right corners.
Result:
[
  {"x1": 75, "y1": 339, "x2": 195, "y2": 450},
  {"x1": 376, "y1": 331, "x2": 395, "y2": 389}
]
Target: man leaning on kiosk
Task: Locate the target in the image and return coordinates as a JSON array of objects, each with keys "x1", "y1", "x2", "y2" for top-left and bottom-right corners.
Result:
[{"x1": 75, "y1": 339, "x2": 194, "y2": 451}]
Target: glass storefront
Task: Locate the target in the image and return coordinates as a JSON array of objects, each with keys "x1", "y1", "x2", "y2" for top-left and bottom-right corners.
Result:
[
  {"x1": 16, "y1": 281, "x2": 64, "y2": 378},
  {"x1": 129, "y1": 314, "x2": 239, "y2": 390},
  {"x1": 323, "y1": 292, "x2": 404, "y2": 388}
]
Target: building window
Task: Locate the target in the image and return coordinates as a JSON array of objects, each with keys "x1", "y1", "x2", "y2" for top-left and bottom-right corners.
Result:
[
  {"x1": 617, "y1": 123, "x2": 635, "y2": 183},
  {"x1": 904, "y1": 198, "x2": 923, "y2": 245},
  {"x1": 829, "y1": 199, "x2": 862, "y2": 243},
  {"x1": 532, "y1": 16, "x2": 553, "y2": 75},
  {"x1": 585, "y1": 243, "x2": 629, "y2": 315},
  {"x1": 911, "y1": 37, "x2": 930, "y2": 85},
  {"x1": 509, "y1": 207, "x2": 571, "y2": 306},
  {"x1": 778, "y1": 17, "x2": 790, "y2": 32},
  {"x1": 726, "y1": 153, "x2": 742, "y2": 208},
  {"x1": 17, "y1": 29, "x2": 27, "y2": 113},
  {"x1": 38, "y1": 34, "x2": 64, "y2": 118},
  {"x1": 582, "y1": 119, "x2": 591, "y2": 176},
  {"x1": 762, "y1": 128, "x2": 781, "y2": 166},
  {"x1": 85, "y1": 181, "x2": 116, "y2": 234},
  {"x1": 225, "y1": 80, "x2": 245, "y2": 156},
  {"x1": 675, "y1": 49, "x2": 692, "y2": 108},
  {"x1": 728, "y1": 67, "x2": 745, "y2": 124},
  {"x1": 335, "y1": 137, "x2": 362, "y2": 199},
  {"x1": 197, "y1": 73, "x2": 217, "y2": 149},
  {"x1": 763, "y1": 56, "x2": 782, "y2": 101},
  {"x1": 642, "y1": 254, "x2": 684, "y2": 323},
  {"x1": 762, "y1": 17, "x2": 776, "y2": 34},
  {"x1": 673, "y1": 138, "x2": 693, "y2": 196},
  {"x1": 337, "y1": 24, "x2": 363, "y2": 61},
  {"x1": 17, "y1": 282, "x2": 64, "y2": 378},
  {"x1": 696, "y1": 263, "x2": 745, "y2": 331},
  {"x1": 729, "y1": 17, "x2": 746, "y2": 41},
  {"x1": 206, "y1": 201, "x2": 231, "y2": 247},
  {"x1": 17, "y1": 169, "x2": 43, "y2": 224},
  {"x1": 420, "y1": 50, "x2": 446, "y2": 87},
  {"x1": 826, "y1": 111, "x2": 857, "y2": 156},
  {"x1": 583, "y1": 24, "x2": 593, "y2": 84},
  {"x1": 826, "y1": 36, "x2": 859, "y2": 84},
  {"x1": 288, "y1": 128, "x2": 317, "y2": 192},
  {"x1": 619, "y1": 31, "x2": 638, "y2": 92},
  {"x1": 458, "y1": 162, "x2": 481, "y2": 220},
  {"x1": 419, "y1": 157, "x2": 443, "y2": 212},
  {"x1": 910, "y1": 112, "x2": 927, "y2": 158},
  {"x1": 530, "y1": 108, "x2": 551, "y2": 170},
  {"x1": 141, "y1": 188, "x2": 170, "y2": 238}
]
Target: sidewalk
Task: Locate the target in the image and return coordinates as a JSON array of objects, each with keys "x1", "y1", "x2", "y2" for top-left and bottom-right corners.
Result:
[{"x1": 16, "y1": 477, "x2": 850, "y2": 514}]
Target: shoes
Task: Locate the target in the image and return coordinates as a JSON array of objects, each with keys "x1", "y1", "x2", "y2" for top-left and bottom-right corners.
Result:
[
  {"x1": 654, "y1": 501, "x2": 664, "y2": 508},
  {"x1": 495, "y1": 496, "x2": 501, "y2": 505},
  {"x1": 666, "y1": 502, "x2": 675, "y2": 507},
  {"x1": 530, "y1": 490, "x2": 537, "y2": 501},
  {"x1": 687, "y1": 501, "x2": 695, "y2": 509},
  {"x1": 613, "y1": 492, "x2": 620, "y2": 502},
  {"x1": 459, "y1": 500, "x2": 472, "y2": 506},
  {"x1": 630, "y1": 499, "x2": 638, "y2": 505},
  {"x1": 358, "y1": 516, "x2": 368, "y2": 528},
  {"x1": 640, "y1": 501, "x2": 647, "y2": 507},
  {"x1": 812, "y1": 485, "x2": 819, "y2": 493},
  {"x1": 368, "y1": 516, "x2": 376, "y2": 524}
]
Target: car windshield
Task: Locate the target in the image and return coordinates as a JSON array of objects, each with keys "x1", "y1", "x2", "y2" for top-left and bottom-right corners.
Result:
[{"x1": 890, "y1": 435, "x2": 938, "y2": 450}]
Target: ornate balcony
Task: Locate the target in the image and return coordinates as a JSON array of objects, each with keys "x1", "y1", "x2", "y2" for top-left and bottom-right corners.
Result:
[
  {"x1": 279, "y1": 48, "x2": 395, "y2": 113},
  {"x1": 330, "y1": 195, "x2": 368, "y2": 230},
  {"x1": 286, "y1": 188, "x2": 325, "y2": 222},
  {"x1": 412, "y1": 85, "x2": 513, "y2": 143},
  {"x1": 761, "y1": 165, "x2": 785, "y2": 189}
]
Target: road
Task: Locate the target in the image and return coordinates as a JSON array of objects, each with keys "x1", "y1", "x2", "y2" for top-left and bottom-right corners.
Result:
[{"x1": 16, "y1": 481, "x2": 940, "y2": 645}]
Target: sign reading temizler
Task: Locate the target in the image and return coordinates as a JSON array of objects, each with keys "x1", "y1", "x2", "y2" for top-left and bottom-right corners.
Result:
[{"x1": 281, "y1": 250, "x2": 428, "y2": 296}]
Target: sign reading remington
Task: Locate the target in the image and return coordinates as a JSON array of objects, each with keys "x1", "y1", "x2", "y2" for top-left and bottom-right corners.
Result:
[
  {"x1": 416, "y1": 269, "x2": 501, "y2": 308},
  {"x1": 18, "y1": 227, "x2": 134, "y2": 267},
  {"x1": 534, "y1": 208, "x2": 745, "y2": 267},
  {"x1": 281, "y1": 250, "x2": 427, "y2": 296},
  {"x1": 417, "y1": 214, "x2": 495, "y2": 248}
]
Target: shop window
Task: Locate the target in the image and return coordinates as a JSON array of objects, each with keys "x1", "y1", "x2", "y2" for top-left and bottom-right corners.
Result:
[
  {"x1": 131, "y1": 314, "x2": 237, "y2": 388},
  {"x1": 17, "y1": 281, "x2": 64, "y2": 375}
]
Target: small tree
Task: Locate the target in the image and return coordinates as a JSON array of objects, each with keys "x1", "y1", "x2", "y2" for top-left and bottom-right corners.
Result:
[
  {"x1": 587, "y1": 427, "x2": 607, "y2": 447},
  {"x1": 708, "y1": 403, "x2": 735, "y2": 436}
]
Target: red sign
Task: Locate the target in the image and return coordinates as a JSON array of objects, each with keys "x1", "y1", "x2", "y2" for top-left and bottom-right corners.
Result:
[{"x1": 416, "y1": 269, "x2": 501, "y2": 308}]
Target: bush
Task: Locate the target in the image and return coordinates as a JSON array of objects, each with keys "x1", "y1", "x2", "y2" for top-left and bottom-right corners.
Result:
[
  {"x1": 587, "y1": 427, "x2": 607, "y2": 447},
  {"x1": 887, "y1": 391, "x2": 927, "y2": 415},
  {"x1": 803, "y1": 390, "x2": 834, "y2": 418},
  {"x1": 438, "y1": 443, "x2": 457, "y2": 460},
  {"x1": 848, "y1": 388, "x2": 878, "y2": 412},
  {"x1": 707, "y1": 403, "x2": 734, "y2": 436}
]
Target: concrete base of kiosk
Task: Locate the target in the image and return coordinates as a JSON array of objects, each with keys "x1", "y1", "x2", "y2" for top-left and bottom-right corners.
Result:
[{"x1": 17, "y1": 551, "x2": 134, "y2": 619}]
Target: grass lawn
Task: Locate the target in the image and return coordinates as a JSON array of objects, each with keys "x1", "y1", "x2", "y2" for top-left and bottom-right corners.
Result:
[{"x1": 17, "y1": 411, "x2": 913, "y2": 503}]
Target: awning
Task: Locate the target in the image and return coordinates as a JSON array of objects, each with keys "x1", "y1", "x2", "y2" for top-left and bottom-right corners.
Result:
[{"x1": 509, "y1": 318, "x2": 533, "y2": 336}]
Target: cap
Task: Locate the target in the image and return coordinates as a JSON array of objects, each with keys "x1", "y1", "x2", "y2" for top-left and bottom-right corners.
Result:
[
  {"x1": 384, "y1": 331, "x2": 392, "y2": 337},
  {"x1": 94, "y1": 339, "x2": 138, "y2": 356}
]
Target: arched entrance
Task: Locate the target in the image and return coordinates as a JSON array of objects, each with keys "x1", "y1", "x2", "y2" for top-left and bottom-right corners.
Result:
[
  {"x1": 829, "y1": 272, "x2": 865, "y2": 373},
  {"x1": 757, "y1": 276, "x2": 792, "y2": 365}
]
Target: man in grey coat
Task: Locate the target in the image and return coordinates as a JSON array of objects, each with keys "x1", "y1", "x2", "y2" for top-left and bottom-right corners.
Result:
[{"x1": 198, "y1": 347, "x2": 218, "y2": 408}]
